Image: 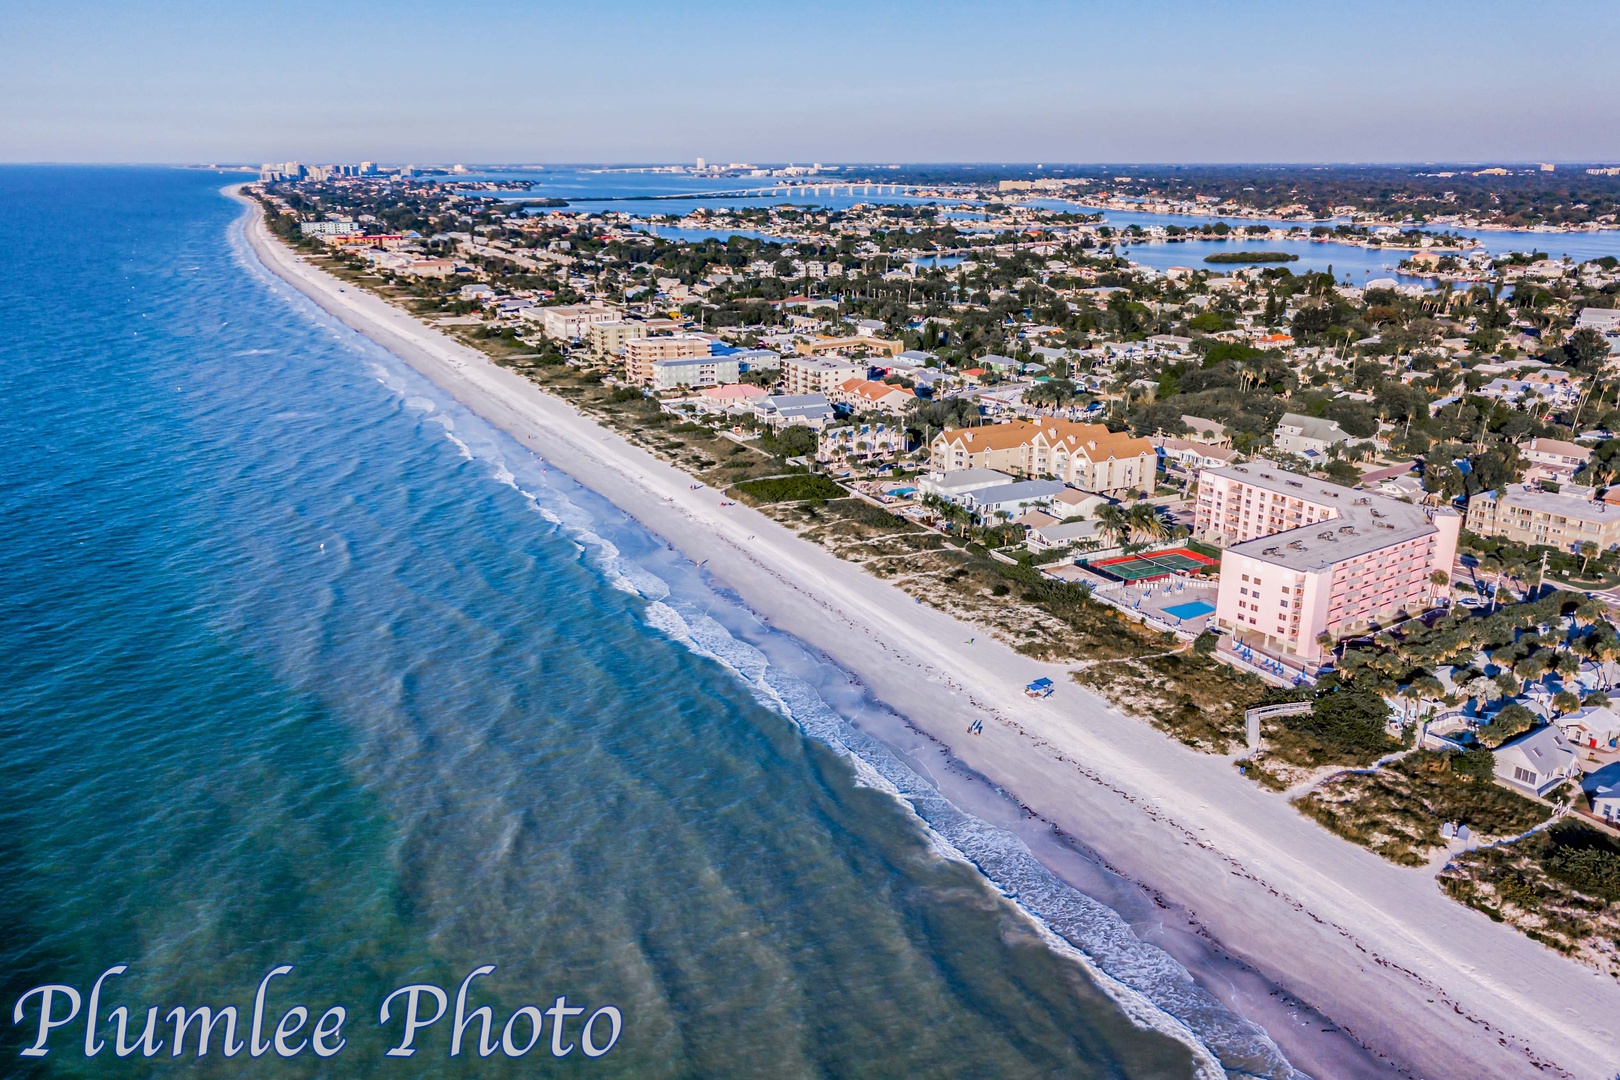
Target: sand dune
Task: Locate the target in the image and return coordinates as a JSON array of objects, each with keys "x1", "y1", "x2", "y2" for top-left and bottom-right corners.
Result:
[{"x1": 235, "y1": 188, "x2": 1620, "y2": 1080}]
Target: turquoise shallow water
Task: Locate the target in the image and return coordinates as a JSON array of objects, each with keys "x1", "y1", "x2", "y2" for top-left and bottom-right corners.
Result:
[{"x1": 0, "y1": 167, "x2": 1291, "y2": 1077}]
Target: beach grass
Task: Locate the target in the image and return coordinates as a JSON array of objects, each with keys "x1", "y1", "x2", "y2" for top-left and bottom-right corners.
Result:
[
  {"x1": 1440, "y1": 822, "x2": 1620, "y2": 973},
  {"x1": 1296, "y1": 751, "x2": 1550, "y2": 865}
]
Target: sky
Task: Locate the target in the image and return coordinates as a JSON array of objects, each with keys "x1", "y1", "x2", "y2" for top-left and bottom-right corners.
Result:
[{"x1": 3, "y1": 0, "x2": 1619, "y2": 164}]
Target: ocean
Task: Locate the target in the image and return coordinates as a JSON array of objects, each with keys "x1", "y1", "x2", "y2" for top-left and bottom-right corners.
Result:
[{"x1": 0, "y1": 166, "x2": 1287, "y2": 1077}]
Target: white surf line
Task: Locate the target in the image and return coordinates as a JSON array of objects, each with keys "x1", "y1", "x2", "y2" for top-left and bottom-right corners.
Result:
[{"x1": 230, "y1": 187, "x2": 1620, "y2": 1080}]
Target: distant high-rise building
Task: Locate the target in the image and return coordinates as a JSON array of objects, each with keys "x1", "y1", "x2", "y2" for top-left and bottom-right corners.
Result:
[
  {"x1": 696, "y1": 157, "x2": 706, "y2": 171},
  {"x1": 259, "y1": 161, "x2": 305, "y2": 182}
]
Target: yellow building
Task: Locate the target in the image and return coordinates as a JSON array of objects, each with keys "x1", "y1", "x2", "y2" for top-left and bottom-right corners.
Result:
[
  {"x1": 929, "y1": 420, "x2": 1157, "y2": 495},
  {"x1": 625, "y1": 335, "x2": 712, "y2": 385},
  {"x1": 1465, "y1": 484, "x2": 1620, "y2": 552},
  {"x1": 588, "y1": 320, "x2": 649, "y2": 358}
]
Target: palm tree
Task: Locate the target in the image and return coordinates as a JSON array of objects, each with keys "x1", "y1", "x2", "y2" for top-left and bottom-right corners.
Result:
[
  {"x1": 1126, "y1": 502, "x2": 1162, "y2": 545},
  {"x1": 1580, "y1": 540, "x2": 1600, "y2": 578},
  {"x1": 1094, "y1": 503, "x2": 1128, "y2": 548},
  {"x1": 1478, "y1": 554, "x2": 1503, "y2": 612}
]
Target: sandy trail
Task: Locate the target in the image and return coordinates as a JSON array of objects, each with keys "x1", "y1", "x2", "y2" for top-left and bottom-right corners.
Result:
[{"x1": 235, "y1": 190, "x2": 1620, "y2": 1080}]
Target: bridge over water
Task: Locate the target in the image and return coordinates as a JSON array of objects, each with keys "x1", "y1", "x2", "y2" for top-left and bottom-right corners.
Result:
[{"x1": 589, "y1": 183, "x2": 975, "y2": 202}]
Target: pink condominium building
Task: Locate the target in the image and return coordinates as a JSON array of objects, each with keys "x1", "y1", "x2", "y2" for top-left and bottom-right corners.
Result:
[{"x1": 1195, "y1": 462, "x2": 1460, "y2": 665}]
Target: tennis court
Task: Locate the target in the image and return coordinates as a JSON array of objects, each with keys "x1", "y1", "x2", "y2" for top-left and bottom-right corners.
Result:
[{"x1": 1085, "y1": 548, "x2": 1217, "y2": 583}]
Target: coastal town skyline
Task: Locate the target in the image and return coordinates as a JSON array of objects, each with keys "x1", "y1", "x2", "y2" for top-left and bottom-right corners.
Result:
[
  {"x1": 209, "y1": 152, "x2": 1620, "y2": 1079},
  {"x1": 5, "y1": 0, "x2": 1620, "y2": 163},
  {"x1": 11, "y1": 4, "x2": 1620, "y2": 1079}
]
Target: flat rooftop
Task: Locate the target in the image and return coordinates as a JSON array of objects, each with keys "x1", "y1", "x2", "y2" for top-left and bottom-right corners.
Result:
[
  {"x1": 1213, "y1": 461, "x2": 1443, "y2": 571},
  {"x1": 1484, "y1": 484, "x2": 1620, "y2": 526}
]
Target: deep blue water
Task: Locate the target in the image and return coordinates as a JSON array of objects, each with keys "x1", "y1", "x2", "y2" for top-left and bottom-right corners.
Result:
[{"x1": 0, "y1": 167, "x2": 1309, "y2": 1078}]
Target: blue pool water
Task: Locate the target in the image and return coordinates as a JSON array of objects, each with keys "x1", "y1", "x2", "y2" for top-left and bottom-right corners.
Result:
[{"x1": 1164, "y1": 600, "x2": 1217, "y2": 621}]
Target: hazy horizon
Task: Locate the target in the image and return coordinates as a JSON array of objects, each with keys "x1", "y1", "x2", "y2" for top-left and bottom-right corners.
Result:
[
  {"x1": 4, "y1": 0, "x2": 1618, "y2": 164},
  {"x1": 7, "y1": 160, "x2": 1619, "y2": 169}
]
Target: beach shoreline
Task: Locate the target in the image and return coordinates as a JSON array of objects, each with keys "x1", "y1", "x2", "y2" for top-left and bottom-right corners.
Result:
[{"x1": 231, "y1": 187, "x2": 1620, "y2": 1080}]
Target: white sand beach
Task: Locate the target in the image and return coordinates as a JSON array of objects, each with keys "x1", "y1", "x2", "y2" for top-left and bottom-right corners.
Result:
[{"x1": 235, "y1": 189, "x2": 1620, "y2": 1080}]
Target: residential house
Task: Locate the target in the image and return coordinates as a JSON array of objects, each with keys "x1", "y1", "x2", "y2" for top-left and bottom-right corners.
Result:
[
  {"x1": 1493, "y1": 726, "x2": 1580, "y2": 797},
  {"x1": 918, "y1": 468, "x2": 1016, "y2": 500},
  {"x1": 1050, "y1": 489, "x2": 1112, "y2": 521},
  {"x1": 1477, "y1": 378, "x2": 1580, "y2": 411},
  {"x1": 1024, "y1": 517, "x2": 1105, "y2": 552},
  {"x1": 1583, "y1": 762, "x2": 1620, "y2": 824},
  {"x1": 1555, "y1": 705, "x2": 1620, "y2": 750},
  {"x1": 1520, "y1": 437, "x2": 1592, "y2": 483},
  {"x1": 1181, "y1": 415, "x2": 1231, "y2": 447},
  {"x1": 1272, "y1": 412, "x2": 1361, "y2": 458},
  {"x1": 832, "y1": 379, "x2": 917, "y2": 414},
  {"x1": 684, "y1": 383, "x2": 767, "y2": 416},
  {"x1": 1157, "y1": 438, "x2": 1241, "y2": 474},
  {"x1": 754, "y1": 393, "x2": 835, "y2": 431},
  {"x1": 976, "y1": 354, "x2": 1022, "y2": 374},
  {"x1": 887, "y1": 349, "x2": 935, "y2": 371},
  {"x1": 958, "y1": 479, "x2": 1072, "y2": 520}
]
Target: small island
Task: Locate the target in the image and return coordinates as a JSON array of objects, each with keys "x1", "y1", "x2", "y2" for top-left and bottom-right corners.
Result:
[{"x1": 1204, "y1": 250, "x2": 1299, "y2": 264}]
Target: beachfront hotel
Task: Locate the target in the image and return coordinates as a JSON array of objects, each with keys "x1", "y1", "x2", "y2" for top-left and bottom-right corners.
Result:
[
  {"x1": 1195, "y1": 462, "x2": 1460, "y2": 665},
  {"x1": 928, "y1": 420, "x2": 1157, "y2": 495}
]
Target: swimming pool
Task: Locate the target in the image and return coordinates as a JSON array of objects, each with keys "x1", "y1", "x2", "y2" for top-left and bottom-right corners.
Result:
[{"x1": 1163, "y1": 600, "x2": 1216, "y2": 620}]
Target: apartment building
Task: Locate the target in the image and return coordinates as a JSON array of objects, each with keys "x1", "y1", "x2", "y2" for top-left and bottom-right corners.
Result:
[
  {"x1": 1197, "y1": 462, "x2": 1460, "y2": 665},
  {"x1": 587, "y1": 320, "x2": 649, "y2": 358},
  {"x1": 781, "y1": 356, "x2": 868, "y2": 396},
  {"x1": 1465, "y1": 484, "x2": 1620, "y2": 552},
  {"x1": 531, "y1": 304, "x2": 618, "y2": 342},
  {"x1": 927, "y1": 420, "x2": 1157, "y2": 495},
  {"x1": 625, "y1": 335, "x2": 712, "y2": 385},
  {"x1": 649, "y1": 356, "x2": 740, "y2": 392},
  {"x1": 299, "y1": 219, "x2": 361, "y2": 236},
  {"x1": 816, "y1": 422, "x2": 907, "y2": 463}
]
